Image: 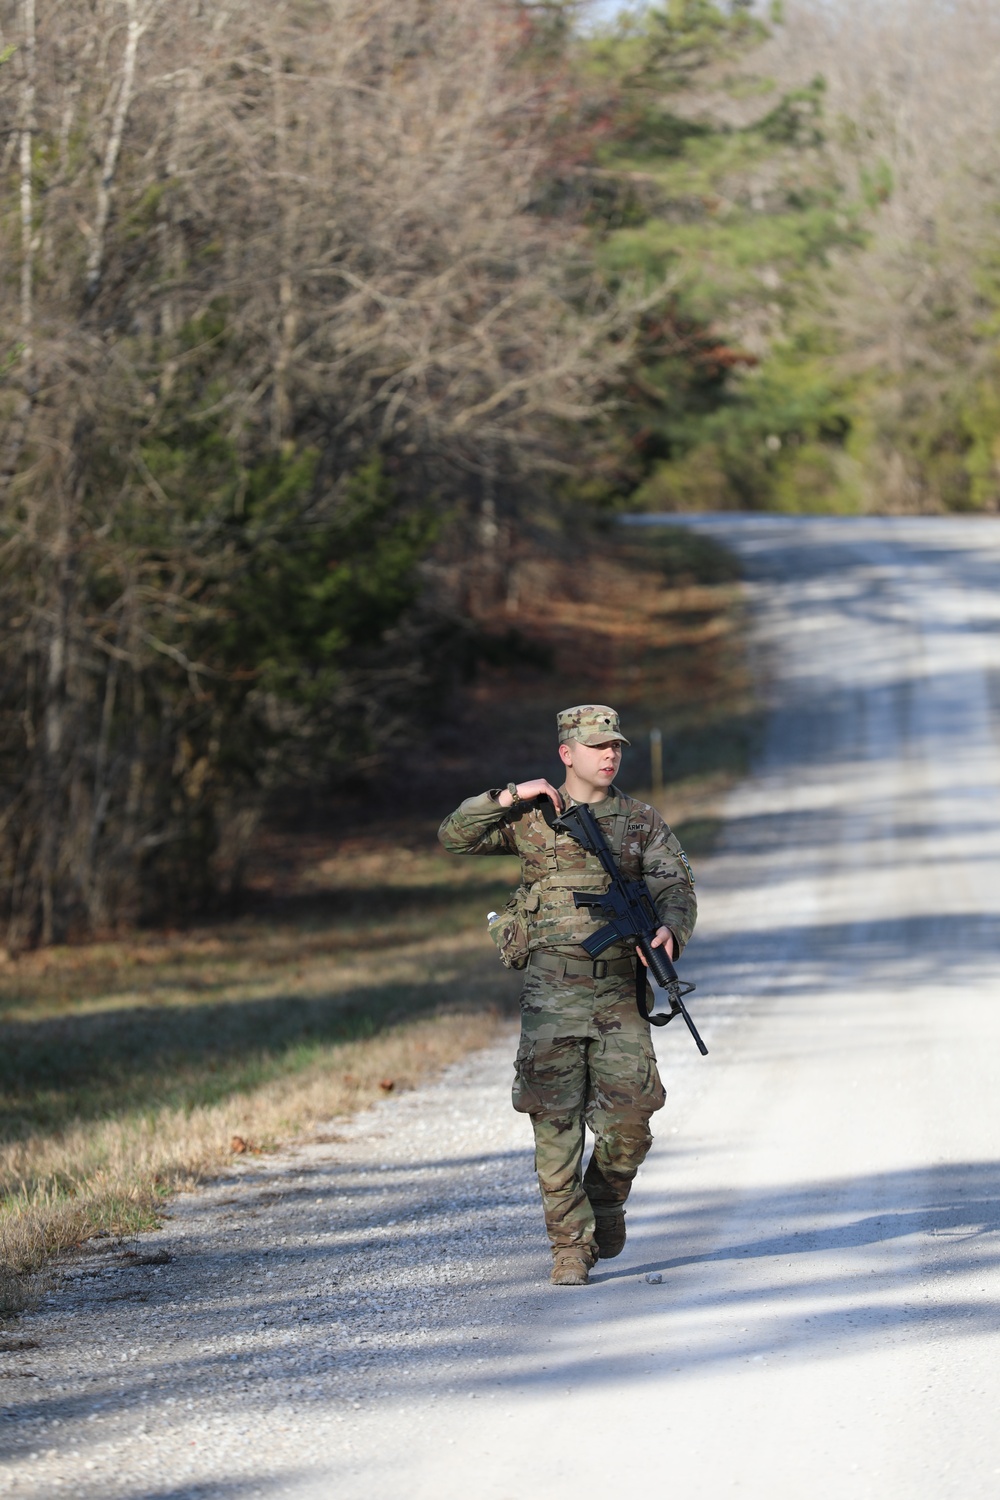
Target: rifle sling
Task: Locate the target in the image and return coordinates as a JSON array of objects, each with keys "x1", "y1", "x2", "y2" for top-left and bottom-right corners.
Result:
[{"x1": 636, "y1": 956, "x2": 671, "y2": 1029}]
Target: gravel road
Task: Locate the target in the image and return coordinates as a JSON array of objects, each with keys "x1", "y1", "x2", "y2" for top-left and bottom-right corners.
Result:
[{"x1": 3, "y1": 515, "x2": 1000, "y2": 1499}]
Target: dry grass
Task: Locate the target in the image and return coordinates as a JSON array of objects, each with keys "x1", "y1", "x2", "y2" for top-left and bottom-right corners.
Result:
[{"x1": 0, "y1": 1000, "x2": 511, "y2": 1299}]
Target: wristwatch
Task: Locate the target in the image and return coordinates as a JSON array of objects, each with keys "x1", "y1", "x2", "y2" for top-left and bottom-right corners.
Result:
[{"x1": 506, "y1": 782, "x2": 523, "y2": 807}]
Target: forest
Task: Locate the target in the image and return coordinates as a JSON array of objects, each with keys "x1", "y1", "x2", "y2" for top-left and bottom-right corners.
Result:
[{"x1": 2, "y1": 0, "x2": 999, "y2": 944}]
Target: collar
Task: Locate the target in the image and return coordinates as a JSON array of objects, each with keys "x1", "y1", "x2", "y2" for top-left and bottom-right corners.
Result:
[{"x1": 559, "y1": 783, "x2": 627, "y2": 816}]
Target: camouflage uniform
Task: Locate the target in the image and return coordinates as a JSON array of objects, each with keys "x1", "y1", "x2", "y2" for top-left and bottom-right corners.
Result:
[{"x1": 438, "y1": 706, "x2": 697, "y2": 1264}]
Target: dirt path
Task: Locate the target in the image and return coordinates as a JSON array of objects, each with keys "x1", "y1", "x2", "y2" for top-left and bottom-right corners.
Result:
[{"x1": 3, "y1": 515, "x2": 1000, "y2": 1499}]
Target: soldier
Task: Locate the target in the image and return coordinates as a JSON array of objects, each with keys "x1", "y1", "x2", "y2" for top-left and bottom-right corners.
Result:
[{"x1": 438, "y1": 705, "x2": 697, "y2": 1287}]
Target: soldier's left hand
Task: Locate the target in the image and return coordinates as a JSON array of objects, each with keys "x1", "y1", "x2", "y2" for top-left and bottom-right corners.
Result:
[{"x1": 637, "y1": 926, "x2": 674, "y2": 965}]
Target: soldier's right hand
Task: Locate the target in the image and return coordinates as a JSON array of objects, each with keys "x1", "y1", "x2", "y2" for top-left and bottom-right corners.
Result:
[{"x1": 499, "y1": 779, "x2": 563, "y2": 813}]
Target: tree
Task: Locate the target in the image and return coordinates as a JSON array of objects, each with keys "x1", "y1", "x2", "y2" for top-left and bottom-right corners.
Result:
[
  {"x1": 570, "y1": 0, "x2": 1000, "y2": 515},
  {"x1": 0, "y1": 0, "x2": 634, "y2": 943},
  {"x1": 557, "y1": 0, "x2": 860, "y2": 512}
]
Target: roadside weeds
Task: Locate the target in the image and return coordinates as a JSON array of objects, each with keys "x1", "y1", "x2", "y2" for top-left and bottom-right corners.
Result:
[{"x1": 0, "y1": 990, "x2": 514, "y2": 1315}]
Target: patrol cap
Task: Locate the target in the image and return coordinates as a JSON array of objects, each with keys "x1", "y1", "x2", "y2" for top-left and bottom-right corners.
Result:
[{"x1": 556, "y1": 704, "x2": 630, "y2": 747}]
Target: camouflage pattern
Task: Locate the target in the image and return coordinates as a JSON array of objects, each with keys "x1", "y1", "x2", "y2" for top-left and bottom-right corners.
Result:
[
  {"x1": 513, "y1": 964, "x2": 666, "y2": 1252},
  {"x1": 438, "y1": 784, "x2": 697, "y2": 959},
  {"x1": 439, "y1": 779, "x2": 697, "y2": 1256},
  {"x1": 556, "y1": 703, "x2": 630, "y2": 746}
]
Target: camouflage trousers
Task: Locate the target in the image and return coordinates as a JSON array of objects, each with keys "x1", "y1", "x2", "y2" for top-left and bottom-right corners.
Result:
[{"x1": 512, "y1": 959, "x2": 666, "y2": 1255}]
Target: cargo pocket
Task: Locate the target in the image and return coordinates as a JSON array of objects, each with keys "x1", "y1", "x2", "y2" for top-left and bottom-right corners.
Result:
[
  {"x1": 640, "y1": 1038, "x2": 667, "y2": 1112},
  {"x1": 589, "y1": 1032, "x2": 666, "y2": 1116},
  {"x1": 511, "y1": 1040, "x2": 542, "y2": 1114}
]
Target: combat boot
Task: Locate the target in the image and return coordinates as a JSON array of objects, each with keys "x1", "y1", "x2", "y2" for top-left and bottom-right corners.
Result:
[
  {"x1": 594, "y1": 1210, "x2": 626, "y2": 1259},
  {"x1": 550, "y1": 1246, "x2": 593, "y2": 1286}
]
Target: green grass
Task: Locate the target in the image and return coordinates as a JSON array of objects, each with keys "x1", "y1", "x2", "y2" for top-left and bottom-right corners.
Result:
[{"x1": 0, "y1": 858, "x2": 521, "y2": 1145}]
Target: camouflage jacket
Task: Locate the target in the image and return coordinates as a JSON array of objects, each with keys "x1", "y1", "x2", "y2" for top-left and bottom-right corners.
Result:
[{"x1": 438, "y1": 784, "x2": 697, "y2": 960}]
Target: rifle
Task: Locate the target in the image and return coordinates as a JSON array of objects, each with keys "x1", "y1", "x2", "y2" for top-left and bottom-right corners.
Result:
[{"x1": 540, "y1": 798, "x2": 708, "y2": 1055}]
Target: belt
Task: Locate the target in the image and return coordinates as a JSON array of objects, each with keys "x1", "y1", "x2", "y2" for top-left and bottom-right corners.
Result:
[{"x1": 528, "y1": 951, "x2": 635, "y2": 981}]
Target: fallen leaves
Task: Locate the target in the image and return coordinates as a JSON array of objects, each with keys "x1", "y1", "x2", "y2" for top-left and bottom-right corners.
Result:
[
  {"x1": 120, "y1": 1248, "x2": 173, "y2": 1266},
  {"x1": 230, "y1": 1135, "x2": 248, "y2": 1153},
  {"x1": 229, "y1": 1135, "x2": 261, "y2": 1155}
]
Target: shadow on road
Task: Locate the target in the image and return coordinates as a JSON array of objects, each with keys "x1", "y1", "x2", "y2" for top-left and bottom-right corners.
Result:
[{"x1": 6, "y1": 1149, "x2": 1000, "y2": 1432}]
